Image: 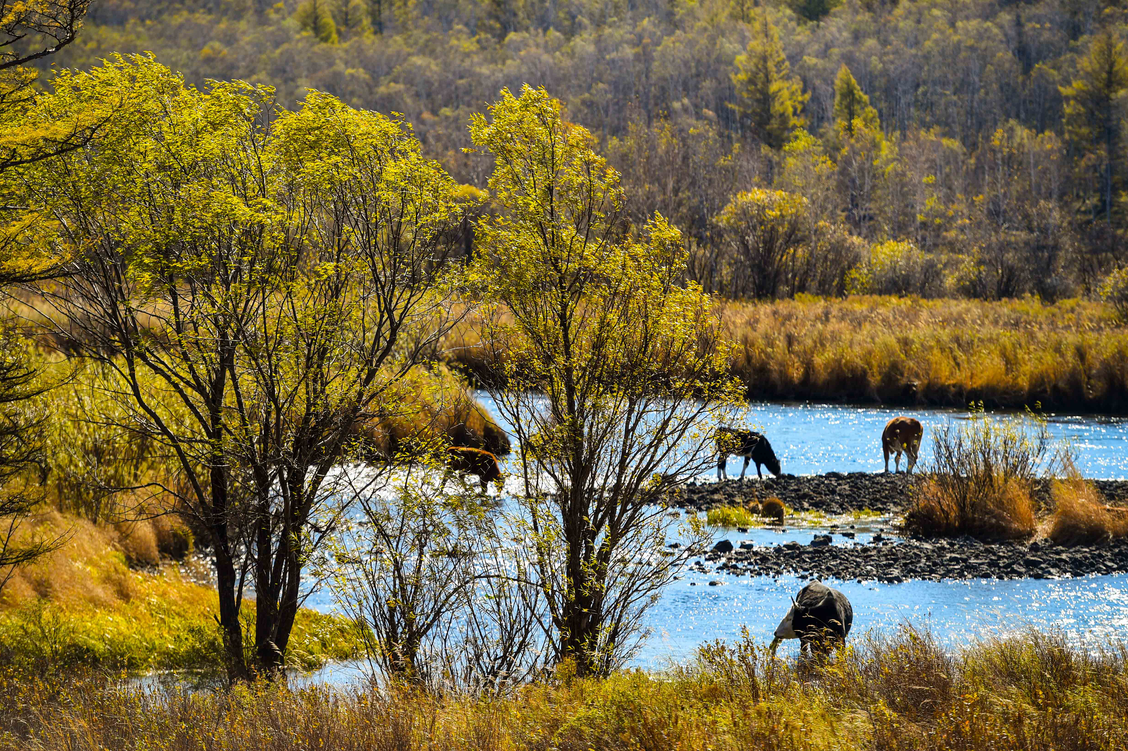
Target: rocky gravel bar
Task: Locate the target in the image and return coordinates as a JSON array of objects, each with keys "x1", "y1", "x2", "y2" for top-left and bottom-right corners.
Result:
[
  {"x1": 676, "y1": 473, "x2": 1128, "y2": 582},
  {"x1": 693, "y1": 536, "x2": 1128, "y2": 583},
  {"x1": 679, "y1": 473, "x2": 1128, "y2": 516}
]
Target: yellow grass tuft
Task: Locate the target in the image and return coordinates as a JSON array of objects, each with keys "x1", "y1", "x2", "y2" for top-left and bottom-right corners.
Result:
[
  {"x1": 906, "y1": 476, "x2": 1036, "y2": 541},
  {"x1": 1048, "y1": 477, "x2": 1128, "y2": 545}
]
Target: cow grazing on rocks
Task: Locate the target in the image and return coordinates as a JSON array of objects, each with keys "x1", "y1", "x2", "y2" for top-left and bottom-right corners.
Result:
[
  {"x1": 444, "y1": 446, "x2": 504, "y2": 495},
  {"x1": 716, "y1": 427, "x2": 781, "y2": 481},
  {"x1": 770, "y1": 581, "x2": 853, "y2": 657},
  {"x1": 882, "y1": 417, "x2": 923, "y2": 473}
]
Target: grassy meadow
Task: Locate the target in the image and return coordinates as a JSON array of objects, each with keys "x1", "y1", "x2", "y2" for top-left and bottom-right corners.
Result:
[
  {"x1": 1, "y1": 626, "x2": 1124, "y2": 750},
  {"x1": 0, "y1": 510, "x2": 363, "y2": 674},
  {"x1": 443, "y1": 296, "x2": 1128, "y2": 413}
]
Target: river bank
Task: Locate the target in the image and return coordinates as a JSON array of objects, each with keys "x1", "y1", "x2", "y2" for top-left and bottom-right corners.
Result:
[{"x1": 4, "y1": 624, "x2": 1125, "y2": 750}]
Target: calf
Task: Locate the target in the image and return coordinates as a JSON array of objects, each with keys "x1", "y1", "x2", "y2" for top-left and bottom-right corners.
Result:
[
  {"x1": 444, "y1": 446, "x2": 504, "y2": 495},
  {"x1": 770, "y1": 581, "x2": 853, "y2": 657},
  {"x1": 882, "y1": 416, "x2": 923, "y2": 473},
  {"x1": 716, "y1": 427, "x2": 781, "y2": 481}
]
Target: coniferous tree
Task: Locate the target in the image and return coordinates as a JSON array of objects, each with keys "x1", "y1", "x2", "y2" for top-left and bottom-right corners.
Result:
[
  {"x1": 730, "y1": 12, "x2": 807, "y2": 150},
  {"x1": 295, "y1": 0, "x2": 339, "y2": 44},
  {"x1": 334, "y1": 0, "x2": 370, "y2": 38},
  {"x1": 1062, "y1": 31, "x2": 1128, "y2": 225},
  {"x1": 833, "y1": 64, "x2": 880, "y2": 139}
]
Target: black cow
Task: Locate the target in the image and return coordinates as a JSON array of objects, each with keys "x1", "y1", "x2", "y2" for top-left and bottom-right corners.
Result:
[
  {"x1": 715, "y1": 427, "x2": 781, "y2": 480},
  {"x1": 770, "y1": 581, "x2": 853, "y2": 657}
]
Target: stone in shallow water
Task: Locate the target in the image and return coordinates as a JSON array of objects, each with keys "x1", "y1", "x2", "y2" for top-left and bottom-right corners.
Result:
[
  {"x1": 712, "y1": 539, "x2": 734, "y2": 554},
  {"x1": 810, "y1": 534, "x2": 832, "y2": 547}
]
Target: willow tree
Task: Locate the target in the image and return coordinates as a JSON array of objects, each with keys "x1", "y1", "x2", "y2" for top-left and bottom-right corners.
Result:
[
  {"x1": 469, "y1": 86, "x2": 740, "y2": 677},
  {"x1": 22, "y1": 57, "x2": 469, "y2": 680}
]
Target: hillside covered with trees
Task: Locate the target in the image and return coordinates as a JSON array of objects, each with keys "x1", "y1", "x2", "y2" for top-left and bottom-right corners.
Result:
[{"x1": 44, "y1": 0, "x2": 1128, "y2": 302}]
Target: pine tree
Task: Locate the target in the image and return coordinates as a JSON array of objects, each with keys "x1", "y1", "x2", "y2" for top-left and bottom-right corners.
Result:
[
  {"x1": 295, "y1": 0, "x2": 339, "y2": 44},
  {"x1": 833, "y1": 64, "x2": 880, "y2": 139},
  {"x1": 1062, "y1": 31, "x2": 1128, "y2": 225},
  {"x1": 730, "y1": 13, "x2": 807, "y2": 150},
  {"x1": 334, "y1": 0, "x2": 371, "y2": 37}
]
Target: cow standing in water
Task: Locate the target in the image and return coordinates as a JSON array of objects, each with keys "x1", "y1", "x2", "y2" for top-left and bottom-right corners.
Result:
[
  {"x1": 443, "y1": 446, "x2": 504, "y2": 495},
  {"x1": 882, "y1": 416, "x2": 923, "y2": 473},
  {"x1": 716, "y1": 427, "x2": 781, "y2": 480},
  {"x1": 770, "y1": 581, "x2": 854, "y2": 657}
]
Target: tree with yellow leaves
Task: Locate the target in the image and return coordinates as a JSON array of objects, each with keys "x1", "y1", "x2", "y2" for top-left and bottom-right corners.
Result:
[{"x1": 468, "y1": 86, "x2": 741, "y2": 678}]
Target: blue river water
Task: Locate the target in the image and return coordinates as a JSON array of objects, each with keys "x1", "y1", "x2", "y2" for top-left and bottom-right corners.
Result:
[{"x1": 295, "y1": 397, "x2": 1128, "y2": 683}]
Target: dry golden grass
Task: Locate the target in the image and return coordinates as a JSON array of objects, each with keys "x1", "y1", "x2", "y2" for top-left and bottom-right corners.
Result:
[
  {"x1": 444, "y1": 296, "x2": 1128, "y2": 412},
  {"x1": 908, "y1": 476, "x2": 1037, "y2": 541},
  {"x1": 2, "y1": 625, "x2": 1125, "y2": 751},
  {"x1": 0, "y1": 511, "x2": 362, "y2": 672},
  {"x1": 760, "y1": 496, "x2": 785, "y2": 521},
  {"x1": 723, "y1": 296, "x2": 1128, "y2": 411},
  {"x1": 1048, "y1": 477, "x2": 1128, "y2": 545}
]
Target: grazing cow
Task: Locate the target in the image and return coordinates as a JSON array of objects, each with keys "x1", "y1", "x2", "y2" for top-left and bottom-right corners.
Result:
[
  {"x1": 444, "y1": 446, "x2": 504, "y2": 495},
  {"x1": 770, "y1": 581, "x2": 853, "y2": 657},
  {"x1": 716, "y1": 427, "x2": 781, "y2": 481},
  {"x1": 882, "y1": 417, "x2": 923, "y2": 473}
]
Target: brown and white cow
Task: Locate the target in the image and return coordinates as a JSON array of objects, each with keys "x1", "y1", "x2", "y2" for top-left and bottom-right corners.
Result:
[
  {"x1": 882, "y1": 416, "x2": 923, "y2": 473},
  {"x1": 444, "y1": 446, "x2": 505, "y2": 495}
]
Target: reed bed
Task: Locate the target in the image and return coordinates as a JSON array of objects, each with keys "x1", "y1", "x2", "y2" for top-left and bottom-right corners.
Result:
[
  {"x1": 443, "y1": 296, "x2": 1128, "y2": 412},
  {"x1": 1, "y1": 625, "x2": 1124, "y2": 750}
]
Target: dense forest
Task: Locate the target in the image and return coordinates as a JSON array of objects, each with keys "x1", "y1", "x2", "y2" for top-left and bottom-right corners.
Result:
[{"x1": 41, "y1": 0, "x2": 1128, "y2": 301}]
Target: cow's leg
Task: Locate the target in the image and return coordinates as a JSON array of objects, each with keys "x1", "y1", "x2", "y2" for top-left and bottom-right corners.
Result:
[
  {"x1": 756, "y1": 462, "x2": 763, "y2": 479},
  {"x1": 739, "y1": 455, "x2": 750, "y2": 480},
  {"x1": 883, "y1": 445, "x2": 890, "y2": 473},
  {"x1": 894, "y1": 450, "x2": 902, "y2": 473},
  {"x1": 479, "y1": 475, "x2": 488, "y2": 495},
  {"x1": 718, "y1": 454, "x2": 727, "y2": 481}
]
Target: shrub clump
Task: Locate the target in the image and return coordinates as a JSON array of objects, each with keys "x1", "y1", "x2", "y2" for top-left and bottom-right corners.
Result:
[
  {"x1": 904, "y1": 410, "x2": 1057, "y2": 540},
  {"x1": 1049, "y1": 475, "x2": 1128, "y2": 545},
  {"x1": 760, "y1": 497, "x2": 786, "y2": 522}
]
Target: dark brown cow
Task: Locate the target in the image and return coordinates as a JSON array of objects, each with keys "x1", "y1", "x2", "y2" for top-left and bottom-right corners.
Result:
[
  {"x1": 444, "y1": 446, "x2": 504, "y2": 495},
  {"x1": 882, "y1": 416, "x2": 923, "y2": 473}
]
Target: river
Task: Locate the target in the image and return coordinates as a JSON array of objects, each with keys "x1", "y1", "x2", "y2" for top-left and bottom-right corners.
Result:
[{"x1": 296, "y1": 396, "x2": 1128, "y2": 683}]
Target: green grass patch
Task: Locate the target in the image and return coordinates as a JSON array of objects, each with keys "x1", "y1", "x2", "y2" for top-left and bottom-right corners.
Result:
[{"x1": 706, "y1": 506, "x2": 756, "y2": 528}]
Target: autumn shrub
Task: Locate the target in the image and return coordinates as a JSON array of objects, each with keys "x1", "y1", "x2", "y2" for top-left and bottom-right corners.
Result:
[
  {"x1": 904, "y1": 410, "x2": 1053, "y2": 540},
  {"x1": 350, "y1": 365, "x2": 510, "y2": 458},
  {"x1": 760, "y1": 496, "x2": 785, "y2": 521},
  {"x1": 846, "y1": 240, "x2": 945, "y2": 297},
  {"x1": 1101, "y1": 266, "x2": 1128, "y2": 322}
]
